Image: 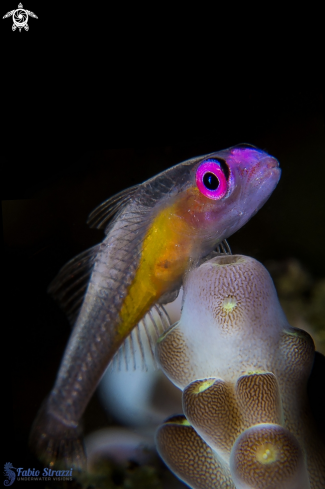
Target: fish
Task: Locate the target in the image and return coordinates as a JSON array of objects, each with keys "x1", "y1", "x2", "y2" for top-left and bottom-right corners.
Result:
[{"x1": 29, "y1": 144, "x2": 281, "y2": 470}]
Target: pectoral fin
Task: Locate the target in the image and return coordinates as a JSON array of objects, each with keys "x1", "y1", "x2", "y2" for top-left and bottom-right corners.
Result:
[{"x1": 110, "y1": 304, "x2": 171, "y2": 371}]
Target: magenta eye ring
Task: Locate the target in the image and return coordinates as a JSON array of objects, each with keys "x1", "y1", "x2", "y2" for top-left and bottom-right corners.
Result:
[{"x1": 196, "y1": 159, "x2": 228, "y2": 200}]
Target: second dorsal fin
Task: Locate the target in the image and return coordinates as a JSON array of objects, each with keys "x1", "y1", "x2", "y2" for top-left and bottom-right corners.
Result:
[{"x1": 48, "y1": 244, "x2": 100, "y2": 325}]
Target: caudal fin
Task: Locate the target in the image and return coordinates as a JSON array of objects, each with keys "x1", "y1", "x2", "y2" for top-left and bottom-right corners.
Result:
[{"x1": 29, "y1": 398, "x2": 86, "y2": 471}]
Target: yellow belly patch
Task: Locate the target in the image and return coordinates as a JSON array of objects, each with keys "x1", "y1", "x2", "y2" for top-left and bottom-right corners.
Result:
[{"x1": 118, "y1": 202, "x2": 194, "y2": 337}]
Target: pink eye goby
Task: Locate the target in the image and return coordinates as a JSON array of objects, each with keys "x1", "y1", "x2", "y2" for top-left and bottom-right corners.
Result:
[{"x1": 196, "y1": 159, "x2": 228, "y2": 200}]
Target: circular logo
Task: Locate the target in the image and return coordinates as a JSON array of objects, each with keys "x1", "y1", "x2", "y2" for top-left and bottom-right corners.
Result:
[{"x1": 13, "y1": 8, "x2": 28, "y2": 28}]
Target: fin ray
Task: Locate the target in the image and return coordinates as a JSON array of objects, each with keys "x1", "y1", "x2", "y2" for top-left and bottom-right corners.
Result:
[
  {"x1": 135, "y1": 323, "x2": 147, "y2": 371},
  {"x1": 142, "y1": 316, "x2": 156, "y2": 362},
  {"x1": 48, "y1": 245, "x2": 100, "y2": 325},
  {"x1": 87, "y1": 185, "x2": 140, "y2": 231},
  {"x1": 109, "y1": 304, "x2": 171, "y2": 372}
]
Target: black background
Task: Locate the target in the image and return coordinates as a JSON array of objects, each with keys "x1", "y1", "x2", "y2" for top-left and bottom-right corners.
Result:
[{"x1": 1, "y1": 2, "x2": 324, "y2": 486}]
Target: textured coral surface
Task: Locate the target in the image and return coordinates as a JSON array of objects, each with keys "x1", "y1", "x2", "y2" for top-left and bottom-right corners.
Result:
[{"x1": 155, "y1": 255, "x2": 325, "y2": 489}]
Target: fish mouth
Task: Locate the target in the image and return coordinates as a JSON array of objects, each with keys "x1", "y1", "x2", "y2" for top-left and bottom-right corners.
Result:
[
  {"x1": 231, "y1": 157, "x2": 281, "y2": 230},
  {"x1": 250, "y1": 162, "x2": 281, "y2": 210},
  {"x1": 264, "y1": 161, "x2": 281, "y2": 187},
  {"x1": 263, "y1": 161, "x2": 281, "y2": 184},
  {"x1": 263, "y1": 156, "x2": 280, "y2": 172},
  {"x1": 246, "y1": 156, "x2": 281, "y2": 186}
]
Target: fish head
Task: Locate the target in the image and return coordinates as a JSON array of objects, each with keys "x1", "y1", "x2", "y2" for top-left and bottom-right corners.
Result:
[{"x1": 170, "y1": 144, "x2": 281, "y2": 252}]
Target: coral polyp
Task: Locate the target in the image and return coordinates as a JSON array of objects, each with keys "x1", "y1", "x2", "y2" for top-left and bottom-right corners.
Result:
[
  {"x1": 230, "y1": 424, "x2": 309, "y2": 489},
  {"x1": 155, "y1": 255, "x2": 325, "y2": 489}
]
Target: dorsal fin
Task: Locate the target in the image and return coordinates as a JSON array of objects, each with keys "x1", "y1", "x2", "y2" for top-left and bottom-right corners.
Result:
[
  {"x1": 110, "y1": 304, "x2": 171, "y2": 372},
  {"x1": 48, "y1": 185, "x2": 140, "y2": 323},
  {"x1": 87, "y1": 184, "x2": 140, "y2": 232},
  {"x1": 48, "y1": 245, "x2": 100, "y2": 325}
]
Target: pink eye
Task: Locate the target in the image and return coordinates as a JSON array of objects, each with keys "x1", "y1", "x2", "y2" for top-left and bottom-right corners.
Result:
[{"x1": 196, "y1": 159, "x2": 228, "y2": 200}]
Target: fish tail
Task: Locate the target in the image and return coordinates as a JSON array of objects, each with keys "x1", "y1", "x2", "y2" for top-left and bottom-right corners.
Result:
[{"x1": 29, "y1": 397, "x2": 86, "y2": 471}]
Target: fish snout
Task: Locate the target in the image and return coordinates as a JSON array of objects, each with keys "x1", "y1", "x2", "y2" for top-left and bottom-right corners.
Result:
[
  {"x1": 264, "y1": 156, "x2": 280, "y2": 170},
  {"x1": 248, "y1": 156, "x2": 281, "y2": 184}
]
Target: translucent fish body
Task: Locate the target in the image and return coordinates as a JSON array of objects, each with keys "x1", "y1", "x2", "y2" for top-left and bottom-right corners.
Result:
[{"x1": 30, "y1": 146, "x2": 281, "y2": 469}]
